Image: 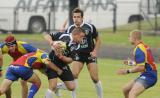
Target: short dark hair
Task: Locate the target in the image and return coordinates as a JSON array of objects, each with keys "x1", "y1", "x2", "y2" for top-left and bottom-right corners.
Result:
[
  {"x1": 72, "y1": 27, "x2": 85, "y2": 35},
  {"x1": 72, "y1": 7, "x2": 83, "y2": 17}
]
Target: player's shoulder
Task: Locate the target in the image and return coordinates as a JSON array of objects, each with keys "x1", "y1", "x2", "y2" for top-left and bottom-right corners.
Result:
[
  {"x1": 137, "y1": 43, "x2": 146, "y2": 50},
  {"x1": 134, "y1": 43, "x2": 147, "y2": 53},
  {"x1": 83, "y1": 22, "x2": 95, "y2": 27},
  {"x1": 68, "y1": 24, "x2": 75, "y2": 28},
  {"x1": 66, "y1": 24, "x2": 75, "y2": 33},
  {"x1": 36, "y1": 49, "x2": 48, "y2": 59},
  {"x1": 83, "y1": 22, "x2": 96, "y2": 32},
  {"x1": 0, "y1": 43, "x2": 9, "y2": 53},
  {"x1": 17, "y1": 41, "x2": 28, "y2": 45},
  {"x1": 59, "y1": 33, "x2": 71, "y2": 42}
]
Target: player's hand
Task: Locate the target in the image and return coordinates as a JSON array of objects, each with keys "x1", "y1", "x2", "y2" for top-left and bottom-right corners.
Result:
[
  {"x1": 90, "y1": 50, "x2": 97, "y2": 58},
  {"x1": 123, "y1": 58, "x2": 135, "y2": 66},
  {"x1": 117, "y1": 69, "x2": 127, "y2": 75},
  {"x1": 51, "y1": 41, "x2": 61, "y2": 50},
  {"x1": 55, "y1": 48, "x2": 63, "y2": 57},
  {"x1": 57, "y1": 69, "x2": 63, "y2": 75}
]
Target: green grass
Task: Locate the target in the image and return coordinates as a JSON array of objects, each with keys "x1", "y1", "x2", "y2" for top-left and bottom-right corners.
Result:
[
  {"x1": 99, "y1": 30, "x2": 160, "y2": 47},
  {"x1": 1, "y1": 22, "x2": 160, "y2": 47},
  {"x1": 0, "y1": 34, "x2": 44, "y2": 41},
  {"x1": 0, "y1": 56, "x2": 159, "y2": 98}
]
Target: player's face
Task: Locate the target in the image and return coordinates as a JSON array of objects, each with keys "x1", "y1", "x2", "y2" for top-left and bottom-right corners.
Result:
[
  {"x1": 73, "y1": 13, "x2": 83, "y2": 26},
  {"x1": 129, "y1": 34, "x2": 135, "y2": 45},
  {"x1": 7, "y1": 44, "x2": 16, "y2": 52},
  {"x1": 74, "y1": 32, "x2": 85, "y2": 43}
]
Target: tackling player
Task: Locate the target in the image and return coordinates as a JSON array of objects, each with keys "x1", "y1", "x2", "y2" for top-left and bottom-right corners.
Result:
[
  {"x1": 0, "y1": 50, "x2": 62, "y2": 98},
  {"x1": 0, "y1": 34, "x2": 38, "y2": 98}
]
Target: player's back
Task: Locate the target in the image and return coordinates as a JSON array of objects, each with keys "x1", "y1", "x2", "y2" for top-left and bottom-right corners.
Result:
[{"x1": 12, "y1": 50, "x2": 48, "y2": 69}]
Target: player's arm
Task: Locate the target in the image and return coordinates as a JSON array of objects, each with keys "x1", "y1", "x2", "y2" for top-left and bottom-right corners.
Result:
[
  {"x1": 22, "y1": 43, "x2": 37, "y2": 52},
  {"x1": 117, "y1": 47, "x2": 145, "y2": 75},
  {"x1": 91, "y1": 25, "x2": 101, "y2": 57},
  {"x1": 44, "y1": 59, "x2": 63, "y2": 75},
  {"x1": 43, "y1": 32, "x2": 64, "y2": 50},
  {"x1": 41, "y1": 53, "x2": 63, "y2": 75},
  {"x1": 59, "y1": 19, "x2": 68, "y2": 32},
  {"x1": 94, "y1": 36, "x2": 101, "y2": 54},
  {"x1": 58, "y1": 55, "x2": 73, "y2": 64},
  {"x1": 43, "y1": 32, "x2": 54, "y2": 45}
]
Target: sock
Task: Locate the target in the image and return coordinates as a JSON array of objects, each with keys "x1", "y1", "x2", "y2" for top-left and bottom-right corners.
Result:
[
  {"x1": 71, "y1": 79, "x2": 78, "y2": 98},
  {"x1": 95, "y1": 81, "x2": 103, "y2": 98},
  {"x1": 57, "y1": 83, "x2": 67, "y2": 90},
  {"x1": 28, "y1": 84, "x2": 39, "y2": 98},
  {"x1": 45, "y1": 89, "x2": 53, "y2": 98}
]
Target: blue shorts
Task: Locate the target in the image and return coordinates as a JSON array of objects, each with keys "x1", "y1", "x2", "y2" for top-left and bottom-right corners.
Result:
[
  {"x1": 135, "y1": 71, "x2": 157, "y2": 89},
  {"x1": 6, "y1": 65, "x2": 33, "y2": 81}
]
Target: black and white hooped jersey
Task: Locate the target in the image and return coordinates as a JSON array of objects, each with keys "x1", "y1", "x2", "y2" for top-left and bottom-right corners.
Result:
[
  {"x1": 49, "y1": 32, "x2": 80, "y2": 57},
  {"x1": 66, "y1": 21, "x2": 99, "y2": 53}
]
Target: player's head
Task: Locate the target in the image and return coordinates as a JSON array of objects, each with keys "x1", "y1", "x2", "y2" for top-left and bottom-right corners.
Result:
[
  {"x1": 5, "y1": 35, "x2": 17, "y2": 52},
  {"x1": 129, "y1": 30, "x2": 142, "y2": 45},
  {"x1": 72, "y1": 27, "x2": 85, "y2": 43},
  {"x1": 72, "y1": 7, "x2": 83, "y2": 26}
]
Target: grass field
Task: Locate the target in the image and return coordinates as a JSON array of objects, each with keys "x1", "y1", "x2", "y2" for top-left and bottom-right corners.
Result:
[
  {"x1": 1, "y1": 27, "x2": 160, "y2": 48},
  {"x1": 0, "y1": 56, "x2": 159, "y2": 98}
]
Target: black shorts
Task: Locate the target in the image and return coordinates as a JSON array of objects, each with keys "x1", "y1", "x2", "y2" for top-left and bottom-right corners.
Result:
[
  {"x1": 46, "y1": 65, "x2": 74, "y2": 81},
  {"x1": 73, "y1": 53, "x2": 97, "y2": 65},
  {"x1": 47, "y1": 51, "x2": 74, "y2": 81}
]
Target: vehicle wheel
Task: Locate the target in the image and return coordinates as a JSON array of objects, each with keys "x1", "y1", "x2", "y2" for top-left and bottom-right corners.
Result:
[
  {"x1": 128, "y1": 15, "x2": 144, "y2": 23},
  {"x1": 28, "y1": 18, "x2": 46, "y2": 33}
]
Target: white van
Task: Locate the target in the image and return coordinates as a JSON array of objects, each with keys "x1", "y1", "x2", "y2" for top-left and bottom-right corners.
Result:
[{"x1": 0, "y1": 0, "x2": 69, "y2": 33}]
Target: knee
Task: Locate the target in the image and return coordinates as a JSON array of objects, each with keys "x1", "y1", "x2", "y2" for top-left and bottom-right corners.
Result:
[
  {"x1": 49, "y1": 85, "x2": 56, "y2": 91},
  {"x1": 34, "y1": 80, "x2": 41, "y2": 88},
  {"x1": 91, "y1": 77, "x2": 99, "y2": 83},
  {"x1": 90, "y1": 74, "x2": 99, "y2": 83},
  {"x1": 122, "y1": 86, "x2": 130, "y2": 94},
  {"x1": 128, "y1": 89, "x2": 138, "y2": 97},
  {"x1": 67, "y1": 85, "x2": 75, "y2": 91},
  {"x1": 72, "y1": 72, "x2": 79, "y2": 79},
  {"x1": 0, "y1": 89, "x2": 5, "y2": 96}
]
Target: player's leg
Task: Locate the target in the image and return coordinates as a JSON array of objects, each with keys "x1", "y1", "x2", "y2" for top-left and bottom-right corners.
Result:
[
  {"x1": 0, "y1": 79, "x2": 13, "y2": 96},
  {"x1": 72, "y1": 61, "x2": 84, "y2": 87},
  {"x1": 87, "y1": 62, "x2": 103, "y2": 98},
  {"x1": 63, "y1": 81, "x2": 75, "y2": 91},
  {"x1": 128, "y1": 75, "x2": 157, "y2": 98},
  {"x1": 5, "y1": 87, "x2": 11, "y2": 98},
  {"x1": 45, "y1": 78, "x2": 57, "y2": 98},
  {"x1": 20, "y1": 79, "x2": 28, "y2": 98},
  {"x1": 3, "y1": 65, "x2": 19, "y2": 98},
  {"x1": 45, "y1": 68, "x2": 58, "y2": 98},
  {"x1": 56, "y1": 61, "x2": 83, "y2": 98},
  {"x1": 122, "y1": 80, "x2": 135, "y2": 98},
  {"x1": 72, "y1": 61, "x2": 84, "y2": 79},
  {"x1": 26, "y1": 73, "x2": 41, "y2": 98},
  {"x1": 128, "y1": 82, "x2": 145, "y2": 98},
  {"x1": 55, "y1": 65, "x2": 75, "y2": 98},
  {"x1": 71, "y1": 61, "x2": 84, "y2": 98}
]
